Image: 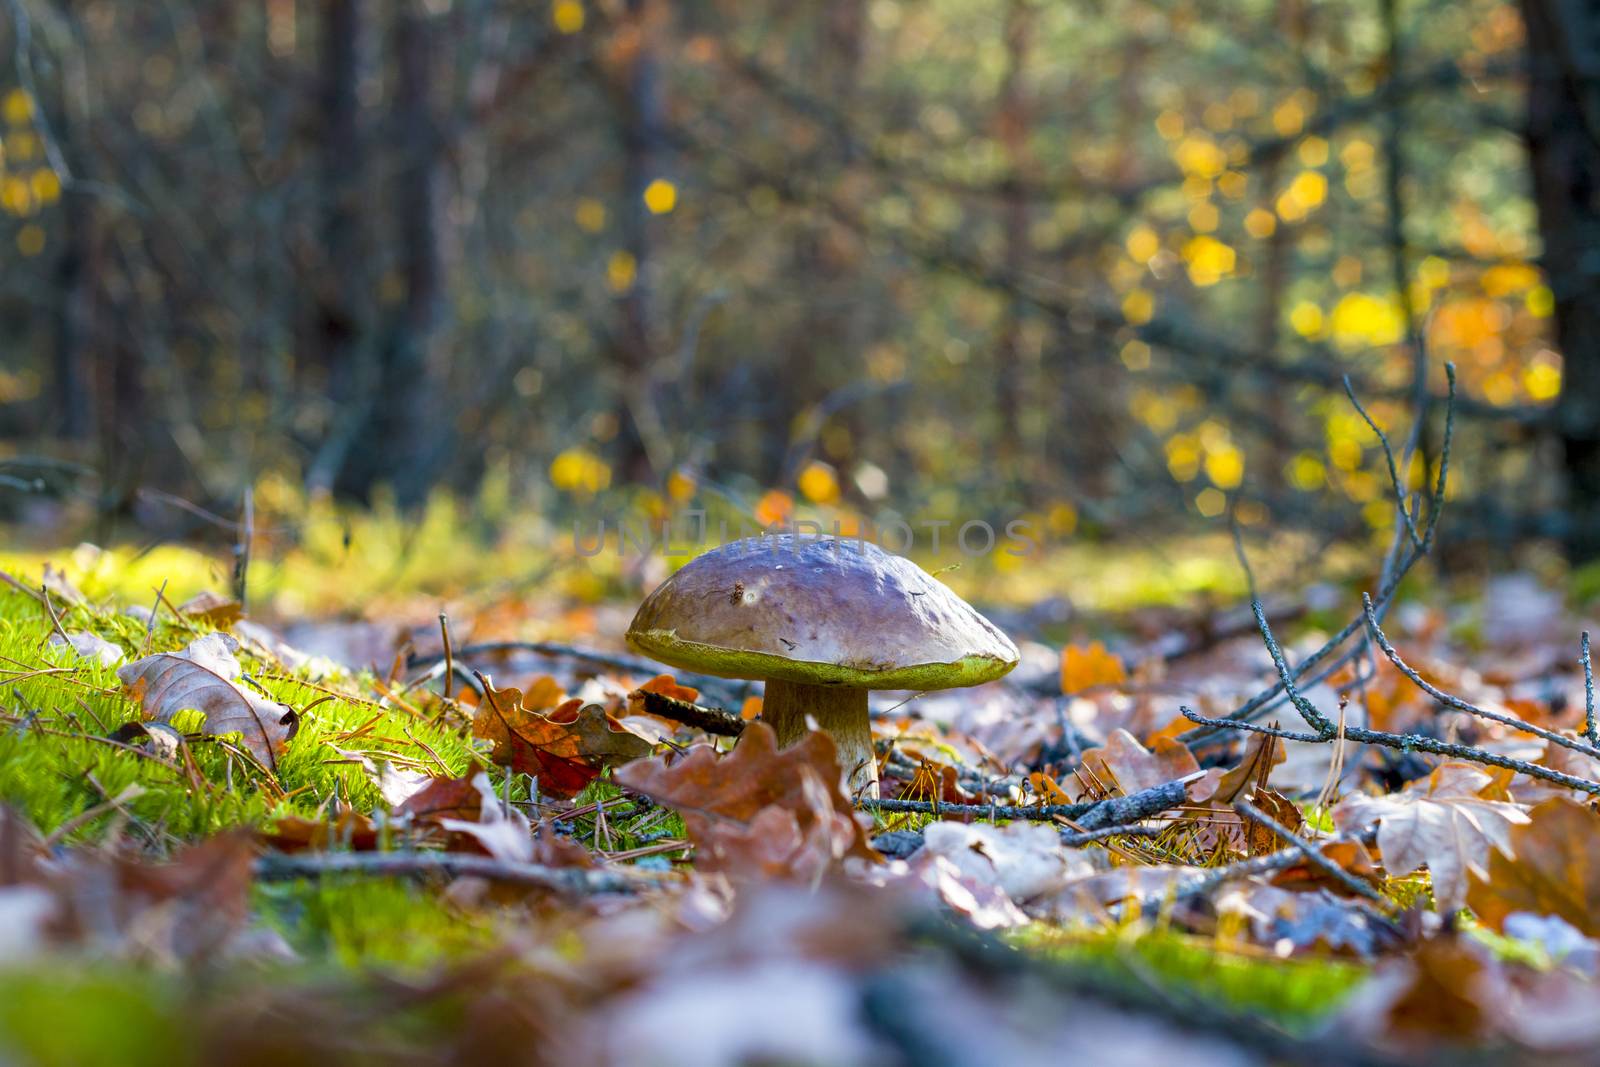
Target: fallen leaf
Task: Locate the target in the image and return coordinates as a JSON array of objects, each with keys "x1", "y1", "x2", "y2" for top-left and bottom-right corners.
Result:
[
  {"x1": 439, "y1": 771, "x2": 591, "y2": 868},
  {"x1": 1333, "y1": 762, "x2": 1530, "y2": 912},
  {"x1": 1072, "y1": 728, "x2": 1214, "y2": 801},
  {"x1": 118, "y1": 633, "x2": 297, "y2": 771},
  {"x1": 919, "y1": 820, "x2": 1091, "y2": 903},
  {"x1": 1340, "y1": 936, "x2": 1496, "y2": 1045},
  {"x1": 472, "y1": 678, "x2": 653, "y2": 798},
  {"x1": 396, "y1": 773, "x2": 484, "y2": 825},
  {"x1": 1466, "y1": 798, "x2": 1600, "y2": 936},
  {"x1": 260, "y1": 812, "x2": 381, "y2": 853},
  {"x1": 178, "y1": 590, "x2": 243, "y2": 627},
  {"x1": 1060, "y1": 641, "x2": 1126, "y2": 695},
  {"x1": 109, "y1": 720, "x2": 185, "y2": 761},
  {"x1": 617, "y1": 722, "x2": 874, "y2": 877},
  {"x1": 628, "y1": 673, "x2": 700, "y2": 710},
  {"x1": 41, "y1": 563, "x2": 85, "y2": 606},
  {"x1": 1215, "y1": 881, "x2": 1402, "y2": 957},
  {"x1": 47, "y1": 630, "x2": 123, "y2": 668}
]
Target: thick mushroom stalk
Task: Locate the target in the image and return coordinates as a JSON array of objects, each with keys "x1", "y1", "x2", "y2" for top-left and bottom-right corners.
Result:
[{"x1": 761, "y1": 680, "x2": 877, "y2": 797}]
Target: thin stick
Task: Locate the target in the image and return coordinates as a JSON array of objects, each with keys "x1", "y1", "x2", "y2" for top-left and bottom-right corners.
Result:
[
  {"x1": 1057, "y1": 821, "x2": 1163, "y2": 850},
  {"x1": 39, "y1": 584, "x2": 71, "y2": 645},
  {"x1": 858, "y1": 778, "x2": 1189, "y2": 826},
  {"x1": 1184, "y1": 365, "x2": 1456, "y2": 745},
  {"x1": 232, "y1": 487, "x2": 254, "y2": 612},
  {"x1": 139, "y1": 579, "x2": 166, "y2": 656},
  {"x1": 1252, "y1": 599, "x2": 1334, "y2": 734},
  {"x1": 439, "y1": 612, "x2": 455, "y2": 701},
  {"x1": 1195, "y1": 604, "x2": 1600, "y2": 797},
  {"x1": 1343, "y1": 375, "x2": 1423, "y2": 552}
]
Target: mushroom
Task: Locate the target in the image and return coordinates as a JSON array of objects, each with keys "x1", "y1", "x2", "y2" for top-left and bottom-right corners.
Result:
[{"x1": 625, "y1": 534, "x2": 1020, "y2": 795}]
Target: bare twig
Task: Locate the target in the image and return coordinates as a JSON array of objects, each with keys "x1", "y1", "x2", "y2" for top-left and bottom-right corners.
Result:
[
  {"x1": 1184, "y1": 364, "x2": 1458, "y2": 745},
  {"x1": 1199, "y1": 604, "x2": 1600, "y2": 797},
  {"x1": 231, "y1": 487, "x2": 253, "y2": 611},
  {"x1": 1058, "y1": 823, "x2": 1164, "y2": 848},
  {"x1": 139, "y1": 579, "x2": 166, "y2": 657},
  {"x1": 438, "y1": 612, "x2": 455, "y2": 702},
  {"x1": 857, "y1": 778, "x2": 1189, "y2": 826},
  {"x1": 39, "y1": 584, "x2": 71, "y2": 645},
  {"x1": 1342, "y1": 374, "x2": 1424, "y2": 552}
]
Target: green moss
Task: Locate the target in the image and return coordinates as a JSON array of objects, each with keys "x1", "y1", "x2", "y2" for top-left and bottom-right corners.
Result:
[
  {"x1": 1015, "y1": 923, "x2": 1368, "y2": 1024},
  {"x1": 0, "y1": 582, "x2": 482, "y2": 843},
  {"x1": 0, "y1": 965, "x2": 190, "y2": 1067},
  {"x1": 256, "y1": 877, "x2": 492, "y2": 971}
]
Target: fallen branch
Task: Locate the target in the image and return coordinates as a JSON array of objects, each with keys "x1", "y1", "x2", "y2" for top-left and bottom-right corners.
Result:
[
  {"x1": 1058, "y1": 822, "x2": 1164, "y2": 848},
  {"x1": 857, "y1": 778, "x2": 1189, "y2": 826},
  {"x1": 254, "y1": 850, "x2": 664, "y2": 895},
  {"x1": 1183, "y1": 364, "x2": 1458, "y2": 745},
  {"x1": 1185, "y1": 599, "x2": 1600, "y2": 797}
]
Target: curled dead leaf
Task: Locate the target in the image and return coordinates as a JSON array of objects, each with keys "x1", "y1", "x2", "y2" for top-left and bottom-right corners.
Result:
[{"x1": 118, "y1": 634, "x2": 297, "y2": 772}]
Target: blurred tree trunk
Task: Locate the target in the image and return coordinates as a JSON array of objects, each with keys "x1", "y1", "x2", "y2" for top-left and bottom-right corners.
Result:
[
  {"x1": 993, "y1": 0, "x2": 1032, "y2": 497},
  {"x1": 51, "y1": 101, "x2": 91, "y2": 441},
  {"x1": 305, "y1": 0, "x2": 373, "y2": 495},
  {"x1": 1521, "y1": 0, "x2": 1600, "y2": 562},
  {"x1": 612, "y1": 0, "x2": 667, "y2": 483},
  {"x1": 374, "y1": 0, "x2": 444, "y2": 504}
]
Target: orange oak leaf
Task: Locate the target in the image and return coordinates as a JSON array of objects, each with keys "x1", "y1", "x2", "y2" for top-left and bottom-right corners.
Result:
[{"x1": 1060, "y1": 641, "x2": 1127, "y2": 695}]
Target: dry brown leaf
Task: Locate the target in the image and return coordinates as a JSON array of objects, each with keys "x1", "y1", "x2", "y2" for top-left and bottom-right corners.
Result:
[
  {"x1": 1337, "y1": 940, "x2": 1497, "y2": 1049},
  {"x1": 1333, "y1": 761, "x2": 1530, "y2": 912},
  {"x1": 1072, "y1": 728, "x2": 1213, "y2": 800},
  {"x1": 260, "y1": 812, "x2": 381, "y2": 853},
  {"x1": 395, "y1": 773, "x2": 484, "y2": 826},
  {"x1": 471, "y1": 679, "x2": 653, "y2": 798},
  {"x1": 118, "y1": 633, "x2": 297, "y2": 772},
  {"x1": 1215, "y1": 881, "x2": 1402, "y2": 957},
  {"x1": 616, "y1": 722, "x2": 874, "y2": 878},
  {"x1": 1466, "y1": 797, "x2": 1600, "y2": 936},
  {"x1": 178, "y1": 590, "x2": 244, "y2": 627}
]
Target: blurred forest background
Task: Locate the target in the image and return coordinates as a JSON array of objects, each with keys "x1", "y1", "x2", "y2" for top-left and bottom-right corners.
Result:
[{"x1": 0, "y1": 0, "x2": 1594, "y2": 566}]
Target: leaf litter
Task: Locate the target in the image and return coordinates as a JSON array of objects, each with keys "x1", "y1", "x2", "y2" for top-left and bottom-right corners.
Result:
[{"x1": 3, "y1": 540, "x2": 1600, "y2": 1065}]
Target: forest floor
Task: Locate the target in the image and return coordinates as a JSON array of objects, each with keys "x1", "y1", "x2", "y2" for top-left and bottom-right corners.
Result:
[{"x1": 1, "y1": 513, "x2": 1599, "y2": 1067}]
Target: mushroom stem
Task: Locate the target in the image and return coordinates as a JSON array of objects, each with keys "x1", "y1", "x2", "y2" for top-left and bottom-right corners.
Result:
[{"x1": 761, "y1": 680, "x2": 879, "y2": 798}]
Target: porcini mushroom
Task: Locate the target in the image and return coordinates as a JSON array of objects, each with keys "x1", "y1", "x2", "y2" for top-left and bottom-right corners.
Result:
[{"x1": 625, "y1": 534, "x2": 1020, "y2": 795}]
